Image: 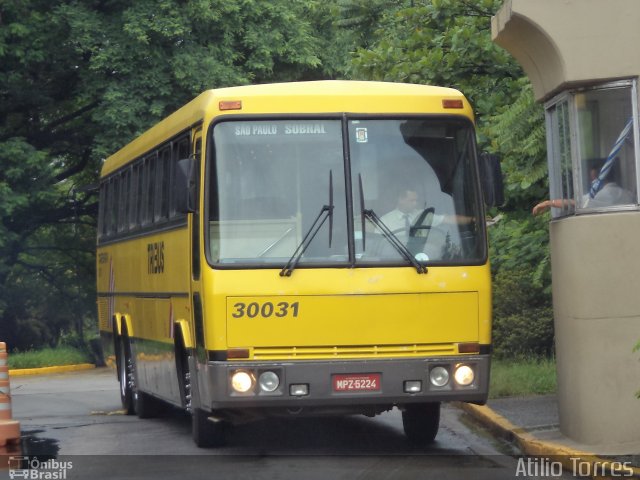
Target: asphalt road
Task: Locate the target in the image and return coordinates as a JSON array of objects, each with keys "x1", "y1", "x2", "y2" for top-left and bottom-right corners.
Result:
[{"x1": 6, "y1": 368, "x2": 571, "y2": 479}]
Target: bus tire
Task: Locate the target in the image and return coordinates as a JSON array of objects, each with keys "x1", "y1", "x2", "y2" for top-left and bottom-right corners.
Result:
[
  {"x1": 136, "y1": 391, "x2": 163, "y2": 419},
  {"x1": 192, "y1": 407, "x2": 226, "y2": 448},
  {"x1": 177, "y1": 342, "x2": 227, "y2": 448},
  {"x1": 402, "y1": 402, "x2": 440, "y2": 445},
  {"x1": 117, "y1": 332, "x2": 136, "y2": 415}
]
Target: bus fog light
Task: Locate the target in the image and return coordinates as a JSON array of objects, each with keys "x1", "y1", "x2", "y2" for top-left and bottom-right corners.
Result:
[
  {"x1": 258, "y1": 371, "x2": 280, "y2": 392},
  {"x1": 404, "y1": 380, "x2": 422, "y2": 393},
  {"x1": 454, "y1": 365, "x2": 474, "y2": 386},
  {"x1": 429, "y1": 366, "x2": 450, "y2": 387},
  {"x1": 231, "y1": 371, "x2": 254, "y2": 393},
  {"x1": 290, "y1": 384, "x2": 309, "y2": 396}
]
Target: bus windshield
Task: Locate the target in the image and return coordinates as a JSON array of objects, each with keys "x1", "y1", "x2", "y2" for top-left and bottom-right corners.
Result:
[{"x1": 207, "y1": 117, "x2": 484, "y2": 267}]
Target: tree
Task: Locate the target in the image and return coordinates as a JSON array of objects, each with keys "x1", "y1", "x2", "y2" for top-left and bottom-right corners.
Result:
[
  {"x1": 0, "y1": 0, "x2": 343, "y2": 350},
  {"x1": 349, "y1": 0, "x2": 523, "y2": 135}
]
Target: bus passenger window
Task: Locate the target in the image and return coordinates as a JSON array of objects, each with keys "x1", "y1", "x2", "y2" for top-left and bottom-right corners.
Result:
[
  {"x1": 117, "y1": 170, "x2": 130, "y2": 233},
  {"x1": 142, "y1": 155, "x2": 155, "y2": 226},
  {"x1": 129, "y1": 163, "x2": 141, "y2": 229},
  {"x1": 155, "y1": 147, "x2": 171, "y2": 222},
  {"x1": 108, "y1": 178, "x2": 118, "y2": 236},
  {"x1": 170, "y1": 136, "x2": 191, "y2": 218}
]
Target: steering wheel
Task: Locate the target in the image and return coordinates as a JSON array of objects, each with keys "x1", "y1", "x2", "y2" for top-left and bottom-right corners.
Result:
[{"x1": 409, "y1": 207, "x2": 435, "y2": 236}]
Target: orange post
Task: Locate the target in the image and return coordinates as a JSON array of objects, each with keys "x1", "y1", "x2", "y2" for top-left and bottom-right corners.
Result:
[{"x1": 0, "y1": 342, "x2": 20, "y2": 447}]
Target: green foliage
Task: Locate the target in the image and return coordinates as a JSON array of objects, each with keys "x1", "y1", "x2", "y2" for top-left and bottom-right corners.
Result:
[
  {"x1": 8, "y1": 346, "x2": 92, "y2": 370},
  {"x1": 491, "y1": 267, "x2": 554, "y2": 358},
  {"x1": 350, "y1": 0, "x2": 523, "y2": 134},
  {"x1": 489, "y1": 212, "x2": 553, "y2": 358},
  {"x1": 485, "y1": 83, "x2": 552, "y2": 359},
  {"x1": 489, "y1": 213, "x2": 551, "y2": 291},
  {"x1": 336, "y1": 0, "x2": 402, "y2": 50},
  {"x1": 486, "y1": 80, "x2": 548, "y2": 210}
]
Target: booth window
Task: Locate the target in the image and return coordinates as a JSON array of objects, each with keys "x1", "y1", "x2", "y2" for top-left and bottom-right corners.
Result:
[{"x1": 545, "y1": 80, "x2": 639, "y2": 218}]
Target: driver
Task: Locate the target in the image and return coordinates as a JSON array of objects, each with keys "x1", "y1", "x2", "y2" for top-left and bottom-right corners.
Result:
[
  {"x1": 379, "y1": 188, "x2": 420, "y2": 239},
  {"x1": 380, "y1": 188, "x2": 474, "y2": 241}
]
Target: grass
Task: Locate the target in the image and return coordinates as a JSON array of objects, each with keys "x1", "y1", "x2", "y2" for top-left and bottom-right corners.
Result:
[
  {"x1": 8, "y1": 346, "x2": 93, "y2": 369},
  {"x1": 490, "y1": 356, "x2": 557, "y2": 398}
]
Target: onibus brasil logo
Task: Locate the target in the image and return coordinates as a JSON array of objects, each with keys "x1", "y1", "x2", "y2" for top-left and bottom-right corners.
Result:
[{"x1": 8, "y1": 457, "x2": 73, "y2": 480}]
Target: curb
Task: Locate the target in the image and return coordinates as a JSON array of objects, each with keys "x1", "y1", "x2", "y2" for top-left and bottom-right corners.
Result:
[
  {"x1": 457, "y1": 402, "x2": 640, "y2": 479},
  {"x1": 8, "y1": 363, "x2": 96, "y2": 377}
]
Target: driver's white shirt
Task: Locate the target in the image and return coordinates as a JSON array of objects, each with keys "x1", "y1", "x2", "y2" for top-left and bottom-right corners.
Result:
[
  {"x1": 379, "y1": 208, "x2": 444, "y2": 239},
  {"x1": 379, "y1": 209, "x2": 419, "y2": 234}
]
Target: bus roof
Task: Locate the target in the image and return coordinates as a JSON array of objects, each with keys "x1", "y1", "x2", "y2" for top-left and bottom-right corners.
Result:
[{"x1": 101, "y1": 80, "x2": 473, "y2": 177}]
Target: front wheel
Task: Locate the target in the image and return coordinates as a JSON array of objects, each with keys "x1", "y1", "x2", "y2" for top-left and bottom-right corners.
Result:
[
  {"x1": 402, "y1": 402, "x2": 440, "y2": 445},
  {"x1": 192, "y1": 407, "x2": 227, "y2": 448},
  {"x1": 179, "y1": 347, "x2": 227, "y2": 448},
  {"x1": 136, "y1": 390, "x2": 164, "y2": 419}
]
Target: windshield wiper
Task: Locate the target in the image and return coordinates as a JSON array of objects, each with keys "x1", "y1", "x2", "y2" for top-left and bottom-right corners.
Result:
[
  {"x1": 358, "y1": 174, "x2": 427, "y2": 274},
  {"x1": 280, "y1": 171, "x2": 334, "y2": 277}
]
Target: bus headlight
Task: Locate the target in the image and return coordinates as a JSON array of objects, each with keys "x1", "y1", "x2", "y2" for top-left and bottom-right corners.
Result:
[
  {"x1": 231, "y1": 371, "x2": 254, "y2": 393},
  {"x1": 429, "y1": 366, "x2": 450, "y2": 387},
  {"x1": 454, "y1": 365, "x2": 475, "y2": 386},
  {"x1": 258, "y1": 371, "x2": 280, "y2": 393}
]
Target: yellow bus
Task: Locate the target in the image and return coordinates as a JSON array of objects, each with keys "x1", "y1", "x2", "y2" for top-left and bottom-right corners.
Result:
[{"x1": 96, "y1": 81, "x2": 502, "y2": 447}]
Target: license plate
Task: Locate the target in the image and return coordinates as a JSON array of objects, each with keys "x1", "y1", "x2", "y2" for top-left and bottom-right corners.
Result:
[{"x1": 333, "y1": 373, "x2": 381, "y2": 392}]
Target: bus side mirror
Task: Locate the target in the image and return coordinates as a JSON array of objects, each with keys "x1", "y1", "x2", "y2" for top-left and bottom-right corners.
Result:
[
  {"x1": 175, "y1": 158, "x2": 197, "y2": 214},
  {"x1": 479, "y1": 153, "x2": 505, "y2": 207}
]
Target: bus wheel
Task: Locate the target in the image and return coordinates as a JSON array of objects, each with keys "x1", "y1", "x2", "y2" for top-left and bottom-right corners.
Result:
[
  {"x1": 136, "y1": 391, "x2": 163, "y2": 419},
  {"x1": 192, "y1": 407, "x2": 227, "y2": 448},
  {"x1": 177, "y1": 343, "x2": 227, "y2": 448},
  {"x1": 402, "y1": 402, "x2": 440, "y2": 445},
  {"x1": 117, "y1": 333, "x2": 136, "y2": 415}
]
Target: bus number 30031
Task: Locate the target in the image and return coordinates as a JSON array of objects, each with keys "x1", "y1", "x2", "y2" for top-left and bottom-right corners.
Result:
[{"x1": 231, "y1": 301, "x2": 299, "y2": 319}]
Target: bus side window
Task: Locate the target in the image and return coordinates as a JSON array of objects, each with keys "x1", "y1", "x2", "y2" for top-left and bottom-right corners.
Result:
[
  {"x1": 170, "y1": 135, "x2": 191, "y2": 218},
  {"x1": 108, "y1": 178, "x2": 118, "y2": 236},
  {"x1": 129, "y1": 162, "x2": 140, "y2": 230},
  {"x1": 117, "y1": 169, "x2": 130, "y2": 233},
  {"x1": 135, "y1": 160, "x2": 144, "y2": 228},
  {"x1": 148, "y1": 153, "x2": 157, "y2": 225},
  {"x1": 155, "y1": 147, "x2": 171, "y2": 222},
  {"x1": 141, "y1": 155, "x2": 155, "y2": 226}
]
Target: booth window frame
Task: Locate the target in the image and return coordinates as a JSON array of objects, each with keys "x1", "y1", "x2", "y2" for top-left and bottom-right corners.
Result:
[{"x1": 544, "y1": 78, "x2": 640, "y2": 218}]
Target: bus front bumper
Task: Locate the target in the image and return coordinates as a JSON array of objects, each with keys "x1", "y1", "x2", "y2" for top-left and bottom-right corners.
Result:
[{"x1": 200, "y1": 355, "x2": 490, "y2": 411}]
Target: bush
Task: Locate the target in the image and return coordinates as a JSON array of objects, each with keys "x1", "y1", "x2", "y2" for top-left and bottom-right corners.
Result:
[{"x1": 492, "y1": 268, "x2": 554, "y2": 358}]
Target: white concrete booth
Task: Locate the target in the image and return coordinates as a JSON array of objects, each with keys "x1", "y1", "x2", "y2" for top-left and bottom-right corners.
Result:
[{"x1": 493, "y1": 0, "x2": 640, "y2": 447}]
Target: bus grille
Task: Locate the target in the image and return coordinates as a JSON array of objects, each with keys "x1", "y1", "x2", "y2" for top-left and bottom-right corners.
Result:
[{"x1": 251, "y1": 343, "x2": 457, "y2": 360}]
